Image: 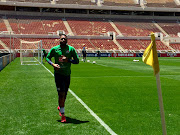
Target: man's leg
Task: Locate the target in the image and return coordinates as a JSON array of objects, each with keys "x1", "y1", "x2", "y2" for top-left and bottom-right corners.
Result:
[
  {"x1": 57, "y1": 75, "x2": 70, "y2": 123},
  {"x1": 58, "y1": 91, "x2": 66, "y2": 116}
]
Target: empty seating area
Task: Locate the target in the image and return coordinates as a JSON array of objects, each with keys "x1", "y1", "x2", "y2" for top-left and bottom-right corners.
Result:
[
  {"x1": 117, "y1": 39, "x2": 144, "y2": 50},
  {"x1": 90, "y1": 39, "x2": 119, "y2": 50},
  {"x1": 114, "y1": 19, "x2": 161, "y2": 36},
  {"x1": 6, "y1": 0, "x2": 94, "y2": 5},
  {"x1": 156, "y1": 20, "x2": 180, "y2": 37},
  {"x1": 117, "y1": 39, "x2": 170, "y2": 50},
  {"x1": 0, "y1": 18, "x2": 7, "y2": 32},
  {"x1": 170, "y1": 43, "x2": 180, "y2": 50},
  {"x1": 18, "y1": 17, "x2": 45, "y2": 35},
  {"x1": 103, "y1": 0, "x2": 139, "y2": 7},
  {"x1": 0, "y1": 15, "x2": 179, "y2": 52},
  {"x1": 67, "y1": 18, "x2": 116, "y2": 36},
  {"x1": 146, "y1": 0, "x2": 179, "y2": 8},
  {"x1": 139, "y1": 40, "x2": 170, "y2": 50},
  {"x1": 4, "y1": 0, "x2": 180, "y2": 8},
  {"x1": 56, "y1": 0, "x2": 94, "y2": 5},
  {"x1": 7, "y1": 16, "x2": 68, "y2": 35},
  {"x1": 0, "y1": 38, "x2": 21, "y2": 49},
  {"x1": 41, "y1": 17, "x2": 68, "y2": 34},
  {"x1": 6, "y1": 0, "x2": 50, "y2": 3},
  {"x1": 2, "y1": 16, "x2": 179, "y2": 38},
  {"x1": 0, "y1": 37, "x2": 178, "y2": 51},
  {"x1": 68, "y1": 39, "x2": 94, "y2": 50}
]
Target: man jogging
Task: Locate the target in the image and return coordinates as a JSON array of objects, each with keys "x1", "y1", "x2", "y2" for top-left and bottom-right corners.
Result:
[{"x1": 46, "y1": 34, "x2": 79, "y2": 123}]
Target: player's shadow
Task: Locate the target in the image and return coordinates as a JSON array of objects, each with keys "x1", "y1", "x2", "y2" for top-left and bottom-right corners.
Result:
[{"x1": 57, "y1": 116, "x2": 89, "y2": 124}]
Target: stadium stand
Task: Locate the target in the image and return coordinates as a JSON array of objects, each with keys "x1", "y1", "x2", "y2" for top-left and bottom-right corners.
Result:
[
  {"x1": 17, "y1": 16, "x2": 45, "y2": 34},
  {"x1": 155, "y1": 20, "x2": 180, "y2": 37},
  {"x1": 139, "y1": 40, "x2": 171, "y2": 50},
  {"x1": 0, "y1": 0, "x2": 180, "y2": 54},
  {"x1": 103, "y1": 0, "x2": 140, "y2": 6},
  {"x1": 113, "y1": 19, "x2": 161, "y2": 36},
  {"x1": 55, "y1": 0, "x2": 94, "y2": 5},
  {"x1": 117, "y1": 39, "x2": 170, "y2": 51},
  {"x1": 170, "y1": 43, "x2": 180, "y2": 50},
  {"x1": 67, "y1": 18, "x2": 116, "y2": 36},
  {"x1": 7, "y1": 16, "x2": 68, "y2": 35},
  {"x1": 6, "y1": 0, "x2": 50, "y2": 3},
  {"x1": 6, "y1": 0, "x2": 94, "y2": 5},
  {"x1": 0, "y1": 17, "x2": 7, "y2": 32},
  {"x1": 90, "y1": 39, "x2": 119, "y2": 50},
  {"x1": 0, "y1": 38, "x2": 20, "y2": 49},
  {"x1": 68, "y1": 39, "x2": 95, "y2": 50},
  {"x1": 146, "y1": 0, "x2": 179, "y2": 8},
  {"x1": 41, "y1": 17, "x2": 68, "y2": 35}
]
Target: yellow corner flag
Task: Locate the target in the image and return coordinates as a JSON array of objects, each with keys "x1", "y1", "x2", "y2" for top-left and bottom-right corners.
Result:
[
  {"x1": 142, "y1": 33, "x2": 160, "y2": 75},
  {"x1": 142, "y1": 33, "x2": 167, "y2": 135}
]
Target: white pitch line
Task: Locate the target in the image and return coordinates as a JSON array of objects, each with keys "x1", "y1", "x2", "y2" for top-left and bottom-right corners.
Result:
[
  {"x1": 40, "y1": 63, "x2": 117, "y2": 135},
  {"x1": 71, "y1": 75, "x2": 179, "y2": 79}
]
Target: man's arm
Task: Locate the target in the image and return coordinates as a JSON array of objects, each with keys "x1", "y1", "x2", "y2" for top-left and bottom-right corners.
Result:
[
  {"x1": 69, "y1": 48, "x2": 79, "y2": 64},
  {"x1": 46, "y1": 48, "x2": 60, "y2": 69}
]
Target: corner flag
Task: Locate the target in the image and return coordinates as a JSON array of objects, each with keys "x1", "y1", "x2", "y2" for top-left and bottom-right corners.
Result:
[
  {"x1": 142, "y1": 33, "x2": 167, "y2": 135},
  {"x1": 142, "y1": 33, "x2": 159, "y2": 75}
]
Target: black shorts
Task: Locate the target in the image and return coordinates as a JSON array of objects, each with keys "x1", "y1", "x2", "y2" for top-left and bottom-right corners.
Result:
[
  {"x1": 83, "y1": 54, "x2": 86, "y2": 57},
  {"x1": 54, "y1": 73, "x2": 70, "y2": 93}
]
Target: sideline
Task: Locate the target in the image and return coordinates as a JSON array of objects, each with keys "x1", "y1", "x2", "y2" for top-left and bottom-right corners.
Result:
[{"x1": 40, "y1": 63, "x2": 118, "y2": 135}]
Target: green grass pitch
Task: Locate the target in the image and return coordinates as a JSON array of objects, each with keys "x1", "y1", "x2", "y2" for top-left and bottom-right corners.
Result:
[{"x1": 0, "y1": 57, "x2": 179, "y2": 135}]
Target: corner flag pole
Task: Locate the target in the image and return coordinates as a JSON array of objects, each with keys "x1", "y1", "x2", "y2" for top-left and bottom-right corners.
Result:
[
  {"x1": 142, "y1": 33, "x2": 167, "y2": 135},
  {"x1": 156, "y1": 72, "x2": 167, "y2": 135}
]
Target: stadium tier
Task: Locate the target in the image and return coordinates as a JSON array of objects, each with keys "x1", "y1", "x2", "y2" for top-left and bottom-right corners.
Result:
[
  {"x1": 170, "y1": 43, "x2": 180, "y2": 50},
  {"x1": 4, "y1": 0, "x2": 180, "y2": 8},
  {"x1": 113, "y1": 19, "x2": 161, "y2": 36},
  {"x1": 67, "y1": 18, "x2": 116, "y2": 36},
  {"x1": 155, "y1": 20, "x2": 180, "y2": 37},
  {"x1": 0, "y1": 15, "x2": 180, "y2": 53},
  {"x1": 1, "y1": 16, "x2": 179, "y2": 37},
  {"x1": 103, "y1": 0, "x2": 140, "y2": 7},
  {"x1": 117, "y1": 39, "x2": 171, "y2": 51},
  {"x1": 90, "y1": 39, "x2": 119, "y2": 50},
  {"x1": 68, "y1": 39, "x2": 94, "y2": 50},
  {"x1": 0, "y1": 37, "x2": 174, "y2": 52},
  {"x1": 145, "y1": 0, "x2": 179, "y2": 8},
  {"x1": 0, "y1": 17, "x2": 7, "y2": 32},
  {"x1": 0, "y1": 38, "x2": 20, "y2": 49},
  {"x1": 41, "y1": 18, "x2": 68, "y2": 35}
]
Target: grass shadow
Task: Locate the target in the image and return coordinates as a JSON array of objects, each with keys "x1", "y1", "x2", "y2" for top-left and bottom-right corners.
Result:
[{"x1": 57, "y1": 116, "x2": 89, "y2": 124}]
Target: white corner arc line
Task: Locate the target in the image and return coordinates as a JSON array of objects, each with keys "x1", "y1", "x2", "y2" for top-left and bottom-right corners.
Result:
[
  {"x1": 40, "y1": 64, "x2": 117, "y2": 135},
  {"x1": 69, "y1": 89, "x2": 117, "y2": 135}
]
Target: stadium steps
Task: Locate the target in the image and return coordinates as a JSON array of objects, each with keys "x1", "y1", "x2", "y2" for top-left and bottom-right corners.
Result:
[
  {"x1": 161, "y1": 40, "x2": 174, "y2": 50},
  {"x1": 3, "y1": 18, "x2": 13, "y2": 33},
  {"x1": 108, "y1": 20, "x2": 124, "y2": 37},
  {"x1": 88, "y1": 39, "x2": 96, "y2": 49},
  {"x1": 0, "y1": 40, "x2": 9, "y2": 50},
  {"x1": 62, "y1": 18, "x2": 74, "y2": 36},
  {"x1": 152, "y1": 21, "x2": 169, "y2": 36},
  {"x1": 113, "y1": 39, "x2": 125, "y2": 51}
]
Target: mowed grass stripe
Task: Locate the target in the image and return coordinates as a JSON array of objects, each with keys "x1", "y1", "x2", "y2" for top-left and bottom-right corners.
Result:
[
  {"x1": 0, "y1": 58, "x2": 111, "y2": 135},
  {"x1": 71, "y1": 57, "x2": 180, "y2": 135},
  {"x1": 41, "y1": 61, "x2": 118, "y2": 135}
]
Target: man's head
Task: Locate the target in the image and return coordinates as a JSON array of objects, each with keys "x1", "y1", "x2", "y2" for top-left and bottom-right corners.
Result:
[{"x1": 59, "y1": 34, "x2": 67, "y2": 46}]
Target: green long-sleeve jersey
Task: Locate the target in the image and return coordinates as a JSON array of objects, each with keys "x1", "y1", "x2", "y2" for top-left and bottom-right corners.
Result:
[{"x1": 46, "y1": 44, "x2": 79, "y2": 76}]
